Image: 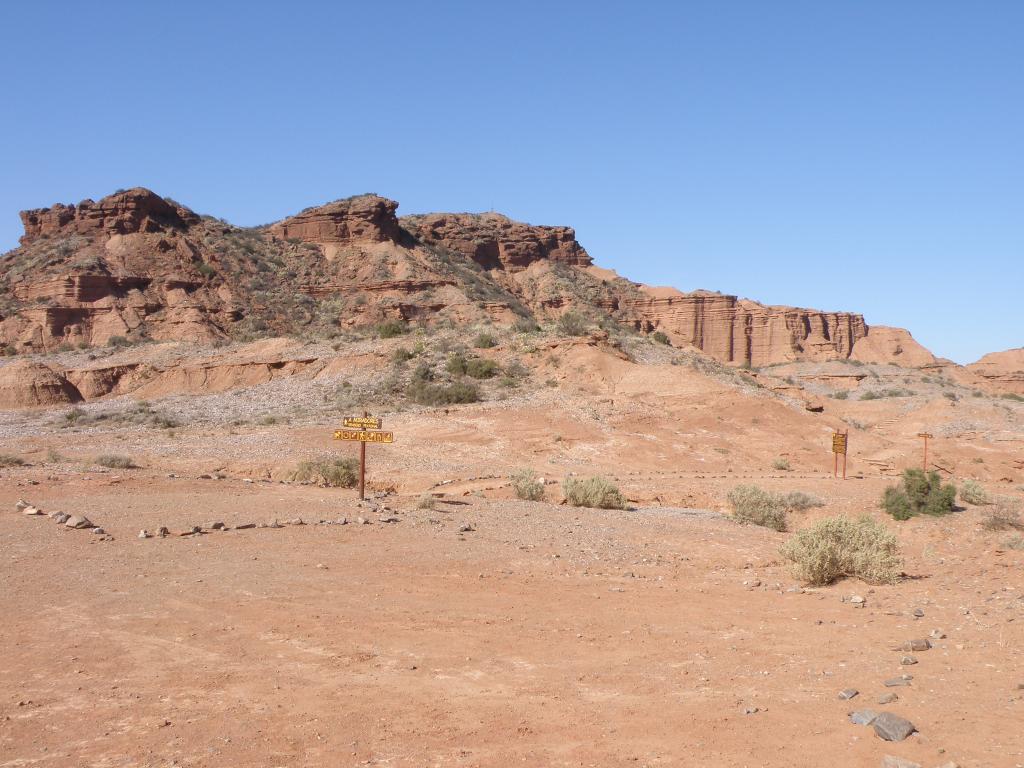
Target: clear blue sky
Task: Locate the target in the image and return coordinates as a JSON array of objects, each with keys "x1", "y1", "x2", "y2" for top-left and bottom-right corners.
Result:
[{"x1": 2, "y1": 2, "x2": 1020, "y2": 364}]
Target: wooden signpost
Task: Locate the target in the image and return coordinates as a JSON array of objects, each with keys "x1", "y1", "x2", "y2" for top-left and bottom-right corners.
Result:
[
  {"x1": 832, "y1": 431, "x2": 848, "y2": 479},
  {"x1": 917, "y1": 432, "x2": 934, "y2": 471},
  {"x1": 334, "y1": 413, "x2": 393, "y2": 500}
]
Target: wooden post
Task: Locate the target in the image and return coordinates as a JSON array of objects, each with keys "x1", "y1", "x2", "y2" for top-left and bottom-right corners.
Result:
[
  {"x1": 833, "y1": 450, "x2": 838, "y2": 480},
  {"x1": 359, "y1": 410, "x2": 367, "y2": 500},
  {"x1": 922, "y1": 434, "x2": 928, "y2": 472},
  {"x1": 842, "y1": 430, "x2": 848, "y2": 480}
]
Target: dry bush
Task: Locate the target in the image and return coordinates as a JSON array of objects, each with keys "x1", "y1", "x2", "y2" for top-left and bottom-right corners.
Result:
[
  {"x1": 959, "y1": 479, "x2": 990, "y2": 506},
  {"x1": 95, "y1": 454, "x2": 136, "y2": 469},
  {"x1": 782, "y1": 490, "x2": 825, "y2": 512},
  {"x1": 563, "y1": 475, "x2": 626, "y2": 509},
  {"x1": 781, "y1": 515, "x2": 902, "y2": 586},
  {"x1": 727, "y1": 485, "x2": 788, "y2": 531},
  {"x1": 981, "y1": 504, "x2": 1024, "y2": 532},
  {"x1": 510, "y1": 468, "x2": 545, "y2": 501},
  {"x1": 772, "y1": 457, "x2": 792, "y2": 471},
  {"x1": 0, "y1": 454, "x2": 26, "y2": 468},
  {"x1": 416, "y1": 494, "x2": 437, "y2": 510},
  {"x1": 292, "y1": 457, "x2": 359, "y2": 488}
]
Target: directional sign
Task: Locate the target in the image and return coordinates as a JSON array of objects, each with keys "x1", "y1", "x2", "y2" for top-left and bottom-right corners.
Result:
[
  {"x1": 832, "y1": 433, "x2": 848, "y2": 455},
  {"x1": 334, "y1": 429, "x2": 394, "y2": 444},
  {"x1": 917, "y1": 432, "x2": 934, "y2": 439},
  {"x1": 344, "y1": 416, "x2": 382, "y2": 429}
]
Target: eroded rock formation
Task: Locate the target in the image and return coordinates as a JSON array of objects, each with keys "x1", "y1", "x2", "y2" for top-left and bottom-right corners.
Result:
[
  {"x1": 269, "y1": 195, "x2": 402, "y2": 245},
  {"x1": 967, "y1": 348, "x2": 1024, "y2": 395}
]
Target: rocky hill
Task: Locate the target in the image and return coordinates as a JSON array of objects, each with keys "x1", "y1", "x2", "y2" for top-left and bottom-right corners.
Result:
[{"x1": 2, "y1": 187, "x2": 931, "y2": 368}]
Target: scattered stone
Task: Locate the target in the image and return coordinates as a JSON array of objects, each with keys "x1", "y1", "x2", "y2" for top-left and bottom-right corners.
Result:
[
  {"x1": 234, "y1": 523, "x2": 256, "y2": 530},
  {"x1": 289, "y1": 518, "x2": 305, "y2": 526},
  {"x1": 335, "y1": 517, "x2": 348, "y2": 525},
  {"x1": 929, "y1": 629, "x2": 946, "y2": 640},
  {"x1": 92, "y1": 527, "x2": 106, "y2": 535},
  {"x1": 933, "y1": 762, "x2": 960, "y2": 768},
  {"x1": 877, "y1": 692, "x2": 899, "y2": 705},
  {"x1": 198, "y1": 474, "x2": 213, "y2": 480},
  {"x1": 900, "y1": 655, "x2": 918, "y2": 665},
  {"x1": 881, "y1": 756, "x2": 921, "y2": 768},
  {"x1": 894, "y1": 638, "x2": 931, "y2": 652},
  {"x1": 743, "y1": 579, "x2": 761, "y2": 589},
  {"x1": 15, "y1": 500, "x2": 29, "y2": 511},
  {"x1": 357, "y1": 517, "x2": 370, "y2": 525},
  {"x1": 912, "y1": 608, "x2": 925, "y2": 618},
  {"x1": 459, "y1": 523, "x2": 475, "y2": 532},
  {"x1": 205, "y1": 522, "x2": 226, "y2": 530},
  {"x1": 64, "y1": 515, "x2": 93, "y2": 529},
  {"x1": 884, "y1": 677, "x2": 912, "y2": 687},
  {"x1": 742, "y1": 706, "x2": 759, "y2": 715},
  {"x1": 872, "y1": 712, "x2": 916, "y2": 742},
  {"x1": 22, "y1": 506, "x2": 44, "y2": 516},
  {"x1": 138, "y1": 530, "x2": 150, "y2": 539},
  {"x1": 316, "y1": 563, "x2": 327, "y2": 570},
  {"x1": 849, "y1": 709, "x2": 878, "y2": 726},
  {"x1": 157, "y1": 526, "x2": 169, "y2": 537},
  {"x1": 380, "y1": 516, "x2": 400, "y2": 523},
  {"x1": 179, "y1": 526, "x2": 202, "y2": 536},
  {"x1": 838, "y1": 688, "x2": 859, "y2": 700},
  {"x1": 268, "y1": 520, "x2": 283, "y2": 529},
  {"x1": 850, "y1": 595, "x2": 866, "y2": 607},
  {"x1": 53, "y1": 513, "x2": 70, "y2": 524}
]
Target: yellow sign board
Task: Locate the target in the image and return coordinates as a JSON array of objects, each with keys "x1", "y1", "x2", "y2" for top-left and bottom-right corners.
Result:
[
  {"x1": 832, "y1": 433, "x2": 848, "y2": 454},
  {"x1": 917, "y1": 432, "x2": 933, "y2": 439},
  {"x1": 334, "y1": 429, "x2": 394, "y2": 444},
  {"x1": 343, "y1": 416, "x2": 382, "y2": 430}
]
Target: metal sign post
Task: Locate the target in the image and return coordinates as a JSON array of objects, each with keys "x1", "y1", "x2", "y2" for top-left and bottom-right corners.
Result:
[
  {"x1": 334, "y1": 413, "x2": 394, "y2": 500},
  {"x1": 917, "y1": 432, "x2": 933, "y2": 471},
  {"x1": 832, "y1": 431, "x2": 848, "y2": 479}
]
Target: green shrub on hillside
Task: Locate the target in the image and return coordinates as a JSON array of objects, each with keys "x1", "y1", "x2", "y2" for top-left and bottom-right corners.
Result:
[{"x1": 882, "y1": 469, "x2": 956, "y2": 520}]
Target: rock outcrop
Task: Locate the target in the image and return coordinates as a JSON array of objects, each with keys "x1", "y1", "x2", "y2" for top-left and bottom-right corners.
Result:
[
  {"x1": 967, "y1": 348, "x2": 1024, "y2": 395},
  {"x1": 269, "y1": 195, "x2": 402, "y2": 245},
  {"x1": 0, "y1": 360, "x2": 82, "y2": 408},
  {"x1": 19, "y1": 188, "x2": 198, "y2": 245},
  {"x1": 621, "y1": 287, "x2": 868, "y2": 367},
  {"x1": 851, "y1": 326, "x2": 938, "y2": 367},
  {"x1": 401, "y1": 212, "x2": 592, "y2": 272}
]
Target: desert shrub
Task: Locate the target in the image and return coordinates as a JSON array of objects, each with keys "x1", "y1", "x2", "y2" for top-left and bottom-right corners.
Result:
[
  {"x1": 416, "y1": 494, "x2": 437, "y2": 510},
  {"x1": 504, "y1": 359, "x2": 530, "y2": 379},
  {"x1": 1005, "y1": 534, "x2": 1024, "y2": 550},
  {"x1": 392, "y1": 347, "x2": 415, "y2": 364},
  {"x1": 780, "y1": 515, "x2": 902, "y2": 585},
  {"x1": 882, "y1": 469, "x2": 956, "y2": 520},
  {"x1": 1001, "y1": 393, "x2": 1024, "y2": 403},
  {"x1": 95, "y1": 454, "x2": 136, "y2": 469},
  {"x1": 959, "y1": 479, "x2": 990, "y2": 506},
  {"x1": 727, "y1": 485, "x2": 788, "y2": 531},
  {"x1": 465, "y1": 358, "x2": 499, "y2": 379},
  {"x1": 473, "y1": 332, "x2": 497, "y2": 349},
  {"x1": 376, "y1": 320, "x2": 408, "y2": 339},
  {"x1": 782, "y1": 490, "x2": 825, "y2": 512},
  {"x1": 406, "y1": 380, "x2": 481, "y2": 406},
  {"x1": 831, "y1": 390, "x2": 849, "y2": 400},
  {"x1": 445, "y1": 352, "x2": 468, "y2": 376},
  {"x1": 510, "y1": 468, "x2": 545, "y2": 501},
  {"x1": 196, "y1": 263, "x2": 217, "y2": 278},
  {"x1": 107, "y1": 335, "x2": 132, "y2": 348},
  {"x1": 0, "y1": 454, "x2": 26, "y2": 468},
  {"x1": 650, "y1": 330, "x2": 671, "y2": 345},
  {"x1": 556, "y1": 311, "x2": 588, "y2": 337},
  {"x1": 981, "y1": 505, "x2": 1024, "y2": 532},
  {"x1": 772, "y1": 457, "x2": 792, "y2": 471},
  {"x1": 292, "y1": 457, "x2": 359, "y2": 487},
  {"x1": 513, "y1": 317, "x2": 540, "y2": 334},
  {"x1": 46, "y1": 448, "x2": 66, "y2": 463},
  {"x1": 563, "y1": 475, "x2": 626, "y2": 509}
]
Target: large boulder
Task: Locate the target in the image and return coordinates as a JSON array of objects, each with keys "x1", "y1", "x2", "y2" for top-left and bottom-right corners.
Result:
[{"x1": 0, "y1": 360, "x2": 82, "y2": 408}]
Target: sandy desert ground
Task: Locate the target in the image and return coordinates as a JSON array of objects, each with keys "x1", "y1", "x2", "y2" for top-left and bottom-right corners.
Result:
[{"x1": 2, "y1": 335, "x2": 1023, "y2": 768}]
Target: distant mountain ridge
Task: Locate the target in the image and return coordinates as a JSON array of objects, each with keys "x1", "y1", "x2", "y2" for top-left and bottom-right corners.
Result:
[{"x1": 0, "y1": 186, "x2": 945, "y2": 369}]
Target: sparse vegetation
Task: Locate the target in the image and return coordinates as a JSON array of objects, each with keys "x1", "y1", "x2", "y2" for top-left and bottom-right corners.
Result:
[
  {"x1": 859, "y1": 388, "x2": 915, "y2": 400},
  {"x1": 781, "y1": 490, "x2": 825, "y2": 512},
  {"x1": 981, "y1": 504, "x2": 1024, "y2": 532},
  {"x1": 781, "y1": 515, "x2": 902, "y2": 585},
  {"x1": 0, "y1": 454, "x2": 26, "y2": 468},
  {"x1": 473, "y1": 332, "x2": 497, "y2": 349},
  {"x1": 650, "y1": 330, "x2": 670, "y2": 345},
  {"x1": 830, "y1": 390, "x2": 849, "y2": 400},
  {"x1": 1004, "y1": 535, "x2": 1024, "y2": 550},
  {"x1": 556, "y1": 311, "x2": 588, "y2": 337},
  {"x1": 510, "y1": 468, "x2": 545, "y2": 501},
  {"x1": 959, "y1": 479, "x2": 990, "y2": 506},
  {"x1": 392, "y1": 347, "x2": 415, "y2": 364},
  {"x1": 772, "y1": 457, "x2": 792, "y2": 471},
  {"x1": 292, "y1": 457, "x2": 359, "y2": 487},
  {"x1": 95, "y1": 454, "x2": 136, "y2": 469},
  {"x1": 376, "y1": 320, "x2": 408, "y2": 339},
  {"x1": 727, "y1": 485, "x2": 788, "y2": 531},
  {"x1": 513, "y1": 317, "x2": 540, "y2": 334},
  {"x1": 406, "y1": 380, "x2": 481, "y2": 406},
  {"x1": 1001, "y1": 393, "x2": 1024, "y2": 403},
  {"x1": 882, "y1": 468, "x2": 957, "y2": 520},
  {"x1": 465, "y1": 358, "x2": 499, "y2": 379},
  {"x1": 563, "y1": 475, "x2": 626, "y2": 509},
  {"x1": 416, "y1": 494, "x2": 437, "y2": 510}
]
